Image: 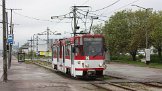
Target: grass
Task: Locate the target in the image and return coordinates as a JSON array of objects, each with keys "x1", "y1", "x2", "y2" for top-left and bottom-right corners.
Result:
[
  {"x1": 112, "y1": 60, "x2": 162, "y2": 69},
  {"x1": 24, "y1": 60, "x2": 33, "y2": 64},
  {"x1": 25, "y1": 60, "x2": 52, "y2": 67},
  {"x1": 110, "y1": 55, "x2": 162, "y2": 69}
]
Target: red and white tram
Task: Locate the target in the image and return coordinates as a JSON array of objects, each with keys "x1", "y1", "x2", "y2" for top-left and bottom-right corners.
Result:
[{"x1": 52, "y1": 34, "x2": 107, "y2": 78}]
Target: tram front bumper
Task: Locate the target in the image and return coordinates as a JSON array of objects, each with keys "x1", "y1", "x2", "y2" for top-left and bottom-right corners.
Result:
[{"x1": 87, "y1": 70, "x2": 96, "y2": 76}]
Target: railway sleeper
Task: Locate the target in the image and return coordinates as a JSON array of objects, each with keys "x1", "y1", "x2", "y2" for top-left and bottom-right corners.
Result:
[{"x1": 141, "y1": 82, "x2": 162, "y2": 88}]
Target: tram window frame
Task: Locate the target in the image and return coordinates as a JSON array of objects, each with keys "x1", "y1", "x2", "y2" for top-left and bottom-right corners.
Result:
[
  {"x1": 65, "y1": 45, "x2": 70, "y2": 56},
  {"x1": 71, "y1": 45, "x2": 74, "y2": 64},
  {"x1": 63, "y1": 46, "x2": 65, "y2": 63},
  {"x1": 53, "y1": 47, "x2": 57, "y2": 58},
  {"x1": 75, "y1": 45, "x2": 84, "y2": 56},
  {"x1": 57, "y1": 47, "x2": 59, "y2": 62}
]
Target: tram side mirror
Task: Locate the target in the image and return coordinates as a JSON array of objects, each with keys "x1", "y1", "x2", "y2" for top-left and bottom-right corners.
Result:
[{"x1": 72, "y1": 47, "x2": 76, "y2": 53}]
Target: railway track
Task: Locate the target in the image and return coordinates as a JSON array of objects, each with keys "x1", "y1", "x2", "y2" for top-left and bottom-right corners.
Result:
[
  {"x1": 90, "y1": 80, "x2": 162, "y2": 91},
  {"x1": 33, "y1": 61, "x2": 162, "y2": 91}
]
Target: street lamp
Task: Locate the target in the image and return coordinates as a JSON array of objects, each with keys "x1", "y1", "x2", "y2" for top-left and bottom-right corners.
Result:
[
  {"x1": 132, "y1": 5, "x2": 153, "y2": 49},
  {"x1": 132, "y1": 5, "x2": 153, "y2": 64}
]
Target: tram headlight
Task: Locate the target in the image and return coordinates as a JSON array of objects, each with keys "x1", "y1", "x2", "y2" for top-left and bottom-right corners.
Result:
[
  {"x1": 78, "y1": 61, "x2": 81, "y2": 64},
  {"x1": 85, "y1": 63, "x2": 89, "y2": 67},
  {"x1": 99, "y1": 63, "x2": 103, "y2": 67}
]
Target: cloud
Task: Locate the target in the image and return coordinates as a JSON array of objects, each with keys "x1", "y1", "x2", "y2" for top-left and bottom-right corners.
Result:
[{"x1": 0, "y1": 0, "x2": 162, "y2": 50}]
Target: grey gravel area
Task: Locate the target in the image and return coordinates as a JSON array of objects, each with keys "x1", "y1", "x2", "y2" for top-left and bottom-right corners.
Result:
[{"x1": 105, "y1": 63, "x2": 162, "y2": 82}]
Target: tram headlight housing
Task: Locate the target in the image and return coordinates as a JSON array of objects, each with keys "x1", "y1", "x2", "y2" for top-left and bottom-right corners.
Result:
[
  {"x1": 78, "y1": 61, "x2": 81, "y2": 64},
  {"x1": 99, "y1": 63, "x2": 103, "y2": 67},
  {"x1": 85, "y1": 63, "x2": 89, "y2": 67}
]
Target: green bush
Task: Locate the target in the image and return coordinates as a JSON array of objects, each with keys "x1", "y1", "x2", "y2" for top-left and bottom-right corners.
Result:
[
  {"x1": 150, "y1": 54, "x2": 162, "y2": 63},
  {"x1": 138, "y1": 54, "x2": 144, "y2": 59},
  {"x1": 110, "y1": 55, "x2": 131, "y2": 61}
]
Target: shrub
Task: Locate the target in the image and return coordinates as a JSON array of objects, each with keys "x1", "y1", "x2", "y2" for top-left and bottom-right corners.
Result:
[{"x1": 138, "y1": 54, "x2": 144, "y2": 59}]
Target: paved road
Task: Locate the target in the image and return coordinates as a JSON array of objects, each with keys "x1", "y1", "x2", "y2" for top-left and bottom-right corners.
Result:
[
  {"x1": 0, "y1": 57, "x2": 107, "y2": 91},
  {"x1": 106, "y1": 63, "x2": 162, "y2": 82},
  {"x1": 0, "y1": 56, "x2": 3, "y2": 79}
]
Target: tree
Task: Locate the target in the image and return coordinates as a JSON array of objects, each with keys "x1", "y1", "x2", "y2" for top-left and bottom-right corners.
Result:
[
  {"x1": 93, "y1": 9, "x2": 153, "y2": 61},
  {"x1": 150, "y1": 11, "x2": 162, "y2": 58},
  {"x1": 103, "y1": 10, "x2": 131, "y2": 55},
  {"x1": 91, "y1": 24, "x2": 103, "y2": 34}
]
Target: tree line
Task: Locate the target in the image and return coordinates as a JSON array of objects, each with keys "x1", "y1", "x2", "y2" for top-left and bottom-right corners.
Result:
[{"x1": 92, "y1": 9, "x2": 162, "y2": 61}]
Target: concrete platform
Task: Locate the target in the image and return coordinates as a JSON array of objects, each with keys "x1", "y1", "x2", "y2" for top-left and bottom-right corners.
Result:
[{"x1": 0, "y1": 57, "x2": 72, "y2": 91}]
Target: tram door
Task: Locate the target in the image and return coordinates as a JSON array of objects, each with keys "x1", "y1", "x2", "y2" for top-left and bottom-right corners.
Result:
[
  {"x1": 57, "y1": 46, "x2": 61, "y2": 71},
  {"x1": 62, "y1": 46, "x2": 65, "y2": 72},
  {"x1": 57, "y1": 47, "x2": 59, "y2": 63},
  {"x1": 60, "y1": 45, "x2": 63, "y2": 72},
  {"x1": 71, "y1": 45, "x2": 74, "y2": 76}
]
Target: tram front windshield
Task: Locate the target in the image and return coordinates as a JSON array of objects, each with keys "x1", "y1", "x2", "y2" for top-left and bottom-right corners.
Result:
[{"x1": 83, "y1": 38, "x2": 103, "y2": 56}]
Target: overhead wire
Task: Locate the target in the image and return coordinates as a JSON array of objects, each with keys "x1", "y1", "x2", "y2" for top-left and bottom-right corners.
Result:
[
  {"x1": 79, "y1": 0, "x2": 140, "y2": 23},
  {"x1": 76, "y1": 13, "x2": 87, "y2": 32},
  {"x1": 51, "y1": 12, "x2": 72, "y2": 19},
  {"x1": 77, "y1": 9, "x2": 107, "y2": 18},
  {"x1": 77, "y1": 10, "x2": 107, "y2": 25},
  {"x1": 13, "y1": 11, "x2": 72, "y2": 23},
  {"x1": 90, "y1": 0, "x2": 120, "y2": 12},
  {"x1": 101, "y1": 0, "x2": 140, "y2": 16},
  {"x1": 78, "y1": 0, "x2": 140, "y2": 21},
  {"x1": 13, "y1": 11, "x2": 53, "y2": 22}
]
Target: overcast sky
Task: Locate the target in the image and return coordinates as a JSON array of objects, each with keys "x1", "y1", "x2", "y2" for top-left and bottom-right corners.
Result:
[{"x1": 0, "y1": 0, "x2": 162, "y2": 50}]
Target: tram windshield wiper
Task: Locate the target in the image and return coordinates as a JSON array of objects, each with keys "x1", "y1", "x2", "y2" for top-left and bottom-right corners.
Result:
[{"x1": 93, "y1": 51, "x2": 102, "y2": 58}]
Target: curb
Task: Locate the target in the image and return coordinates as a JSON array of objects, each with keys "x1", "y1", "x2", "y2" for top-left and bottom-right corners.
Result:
[{"x1": 33, "y1": 62, "x2": 55, "y2": 71}]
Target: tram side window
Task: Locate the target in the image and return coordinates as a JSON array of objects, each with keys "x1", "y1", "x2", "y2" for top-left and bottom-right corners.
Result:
[
  {"x1": 54, "y1": 50, "x2": 57, "y2": 58},
  {"x1": 65, "y1": 45, "x2": 70, "y2": 56},
  {"x1": 60, "y1": 46, "x2": 62, "y2": 58},
  {"x1": 63, "y1": 46, "x2": 65, "y2": 63},
  {"x1": 75, "y1": 45, "x2": 84, "y2": 56},
  {"x1": 57, "y1": 47, "x2": 59, "y2": 62}
]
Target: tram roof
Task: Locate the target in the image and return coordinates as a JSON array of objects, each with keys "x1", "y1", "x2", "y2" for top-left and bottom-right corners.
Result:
[{"x1": 53, "y1": 34, "x2": 104, "y2": 46}]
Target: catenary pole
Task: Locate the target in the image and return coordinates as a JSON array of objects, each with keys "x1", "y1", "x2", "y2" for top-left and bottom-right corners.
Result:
[
  {"x1": 2, "y1": 0, "x2": 8, "y2": 82},
  {"x1": 7, "y1": 9, "x2": 21, "y2": 69}
]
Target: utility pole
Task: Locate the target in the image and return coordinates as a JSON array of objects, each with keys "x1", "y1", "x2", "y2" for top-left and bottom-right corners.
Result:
[
  {"x1": 47, "y1": 27, "x2": 50, "y2": 52},
  {"x1": 131, "y1": 5, "x2": 152, "y2": 49},
  {"x1": 73, "y1": 6, "x2": 77, "y2": 54},
  {"x1": 2, "y1": 0, "x2": 8, "y2": 82},
  {"x1": 32, "y1": 34, "x2": 36, "y2": 60},
  {"x1": 17, "y1": 42, "x2": 19, "y2": 53},
  {"x1": 6, "y1": 12, "x2": 9, "y2": 40},
  {"x1": 6, "y1": 12, "x2": 9, "y2": 65},
  {"x1": 7, "y1": 8, "x2": 21, "y2": 69},
  {"x1": 36, "y1": 35, "x2": 39, "y2": 60},
  {"x1": 72, "y1": 6, "x2": 89, "y2": 51},
  {"x1": 28, "y1": 38, "x2": 33, "y2": 60},
  {"x1": 131, "y1": 5, "x2": 152, "y2": 65}
]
